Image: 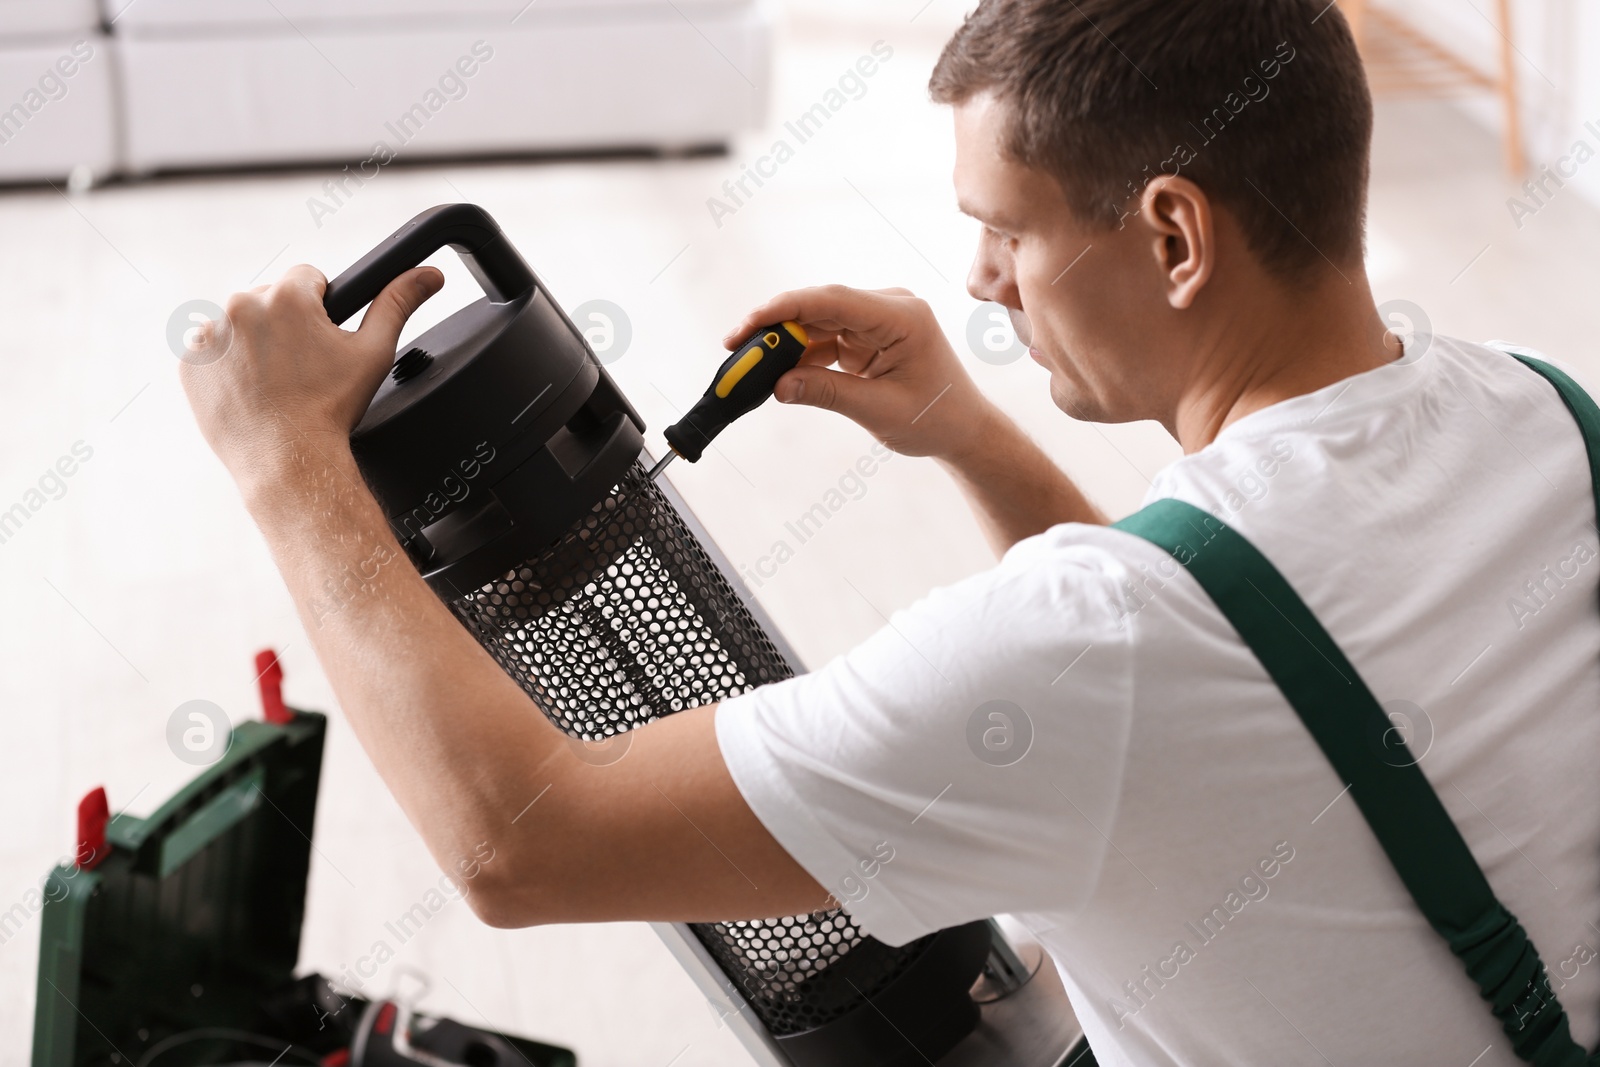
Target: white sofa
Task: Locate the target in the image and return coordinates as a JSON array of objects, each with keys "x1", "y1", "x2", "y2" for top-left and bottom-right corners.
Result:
[
  {"x1": 0, "y1": 0, "x2": 771, "y2": 183},
  {"x1": 0, "y1": 0, "x2": 116, "y2": 184}
]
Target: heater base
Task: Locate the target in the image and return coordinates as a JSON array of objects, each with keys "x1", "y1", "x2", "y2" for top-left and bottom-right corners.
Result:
[
  {"x1": 773, "y1": 920, "x2": 992, "y2": 1067},
  {"x1": 940, "y1": 933, "x2": 1084, "y2": 1067}
]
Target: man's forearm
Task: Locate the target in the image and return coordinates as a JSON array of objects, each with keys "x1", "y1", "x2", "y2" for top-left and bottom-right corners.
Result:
[
  {"x1": 181, "y1": 267, "x2": 828, "y2": 926},
  {"x1": 939, "y1": 404, "x2": 1107, "y2": 555},
  {"x1": 240, "y1": 439, "x2": 567, "y2": 884},
  {"x1": 237, "y1": 439, "x2": 829, "y2": 925}
]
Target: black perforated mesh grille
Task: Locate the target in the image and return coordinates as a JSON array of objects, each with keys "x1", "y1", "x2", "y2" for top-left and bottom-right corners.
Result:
[{"x1": 447, "y1": 461, "x2": 932, "y2": 1035}]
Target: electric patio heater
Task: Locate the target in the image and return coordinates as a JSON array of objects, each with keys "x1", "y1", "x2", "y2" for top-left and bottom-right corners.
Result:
[{"x1": 321, "y1": 204, "x2": 1082, "y2": 1067}]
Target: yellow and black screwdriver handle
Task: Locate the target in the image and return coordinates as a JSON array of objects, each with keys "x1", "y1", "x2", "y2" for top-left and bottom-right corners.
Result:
[{"x1": 663, "y1": 321, "x2": 810, "y2": 463}]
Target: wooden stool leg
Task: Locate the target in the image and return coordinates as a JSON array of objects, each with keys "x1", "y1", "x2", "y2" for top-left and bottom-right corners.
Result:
[
  {"x1": 1338, "y1": 0, "x2": 1371, "y2": 47},
  {"x1": 1494, "y1": 0, "x2": 1525, "y2": 175}
]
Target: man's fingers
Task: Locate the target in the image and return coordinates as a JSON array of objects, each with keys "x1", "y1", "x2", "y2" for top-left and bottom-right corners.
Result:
[
  {"x1": 834, "y1": 333, "x2": 889, "y2": 377},
  {"x1": 358, "y1": 267, "x2": 445, "y2": 348},
  {"x1": 279, "y1": 263, "x2": 329, "y2": 299},
  {"x1": 774, "y1": 365, "x2": 871, "y2": 416},
  {"x1": 797, "y1": 335, "x2": 842, "y2": 368},
  {"x1": 795, "y1": 334, "x2": 891, "y2": 379},
  {"x1": 723, "y1": 285, "x2": 914, "y2": 351}
]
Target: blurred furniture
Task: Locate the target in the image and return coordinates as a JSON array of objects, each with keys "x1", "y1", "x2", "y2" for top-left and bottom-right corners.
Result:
[
  {"x1": 0, "y1": 0, "x2": 771, "y2": 184},
  {"x1": 1339, "y1": 0, "x2": 1524, "y2": 174},
  {"x1": 108, "y1": 0, "x2": 770, "y2": 175},
  {"x1": 0, "y1": 0, "x2": 116, "y2": 184}
]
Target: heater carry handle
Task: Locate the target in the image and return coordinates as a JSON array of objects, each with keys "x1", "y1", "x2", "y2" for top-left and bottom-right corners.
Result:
[{"x1": 322, "y1": 203, "x2": 537, "y2": 326}]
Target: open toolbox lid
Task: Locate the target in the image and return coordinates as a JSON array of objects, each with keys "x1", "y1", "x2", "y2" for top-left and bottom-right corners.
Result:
[
  {"x1": 33, "y1": 651, "x2": 328, "y2": 1066},
  {"x1": 33, "y1": 652, "x2": 577, "y2": 1067}
]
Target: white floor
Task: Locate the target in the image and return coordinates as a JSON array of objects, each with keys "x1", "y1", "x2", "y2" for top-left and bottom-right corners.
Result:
[{"x1": 2, "y1": 4, "x2": 1598, "y2": 1065}]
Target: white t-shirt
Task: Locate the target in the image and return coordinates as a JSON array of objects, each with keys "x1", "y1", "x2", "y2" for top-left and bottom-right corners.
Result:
[{"x1": 716, "y1": 334, "x2": 1600, "y2": 1066}]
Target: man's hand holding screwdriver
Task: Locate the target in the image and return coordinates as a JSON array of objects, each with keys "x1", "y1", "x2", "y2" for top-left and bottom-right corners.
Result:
[{"x1": 724, "y1": 284, "x2": 1107, "y2": 553}]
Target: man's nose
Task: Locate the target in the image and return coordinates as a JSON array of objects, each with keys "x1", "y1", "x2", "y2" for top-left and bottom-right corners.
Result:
[{"x1": 966, "y1": 250, "x2": 1017, "y2": 308}]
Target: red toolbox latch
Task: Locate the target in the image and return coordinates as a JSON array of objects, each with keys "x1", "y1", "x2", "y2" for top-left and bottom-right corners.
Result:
[
  {"x1": 255, "y1": 648, "x2": 291, "y2": 725},
  {"x1": 77, "y1": 786, "x2": 108, "y2": 870}
]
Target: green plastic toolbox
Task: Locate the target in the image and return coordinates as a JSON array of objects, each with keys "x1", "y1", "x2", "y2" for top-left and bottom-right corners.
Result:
[{"x1": 31, "y1": 649, "x2": 577, "y2": 1067}]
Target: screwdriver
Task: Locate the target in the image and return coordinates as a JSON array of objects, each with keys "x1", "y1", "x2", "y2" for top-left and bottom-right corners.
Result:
[{"x1": 648, "y1": 320, "x2": 810, "y2": 480}]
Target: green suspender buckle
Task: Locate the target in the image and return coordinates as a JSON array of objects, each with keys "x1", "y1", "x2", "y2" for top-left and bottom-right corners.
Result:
[{"x1": 1110, "y1": 351, "x2": 1600, "y2": 1067}]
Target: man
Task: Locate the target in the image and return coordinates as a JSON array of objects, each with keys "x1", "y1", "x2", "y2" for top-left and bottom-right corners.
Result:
[{"x1": 180, "y1": 0, "x2": 1600, "y2": 1063}]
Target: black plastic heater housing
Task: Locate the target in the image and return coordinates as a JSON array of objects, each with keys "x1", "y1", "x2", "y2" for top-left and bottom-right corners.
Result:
[
  {"x1": 324, "y1": 203, "x2": 646, "y2": 596},
  {"x1": 323, "y1": 205, "x2": 992, "y2": 1067}
]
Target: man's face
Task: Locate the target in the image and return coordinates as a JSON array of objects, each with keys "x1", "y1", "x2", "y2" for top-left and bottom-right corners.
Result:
[{"x1": 953, "y1": 93, "x2": 1178, "y2": 424}]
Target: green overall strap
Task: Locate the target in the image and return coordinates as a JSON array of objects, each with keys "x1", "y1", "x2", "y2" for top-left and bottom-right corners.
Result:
[
  {"x1": 1508, "y1": 352, "x2": 1600, "y2": 528},
  {"x1": 1113, "y1": 496, "x2": 1585, "y2": 1066}
]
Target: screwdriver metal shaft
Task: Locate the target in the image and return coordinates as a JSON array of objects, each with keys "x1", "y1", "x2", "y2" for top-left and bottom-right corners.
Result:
[{"x1": 647, "y1": 451, "x2": 677, "y2": 481}]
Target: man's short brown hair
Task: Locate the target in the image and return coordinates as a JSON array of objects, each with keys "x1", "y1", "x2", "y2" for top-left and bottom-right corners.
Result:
[{"x1": 930, "y1": 0, "x2": 1373, "y2": 282}]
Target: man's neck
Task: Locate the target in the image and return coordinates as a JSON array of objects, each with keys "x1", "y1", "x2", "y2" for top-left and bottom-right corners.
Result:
[{"x1": 1170, "y1": 269, "x2": 1401, "y2": 454}]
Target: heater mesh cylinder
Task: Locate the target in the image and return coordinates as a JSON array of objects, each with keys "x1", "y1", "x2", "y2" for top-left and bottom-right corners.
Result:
[{"x1": 448, "y1": 461, "x2": 934, "y2": 1036}]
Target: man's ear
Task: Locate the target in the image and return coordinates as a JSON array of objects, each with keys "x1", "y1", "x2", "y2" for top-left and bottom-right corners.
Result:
[{"x1": 1136, "y1": 176, "x2": 1214, "y2": 310}]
